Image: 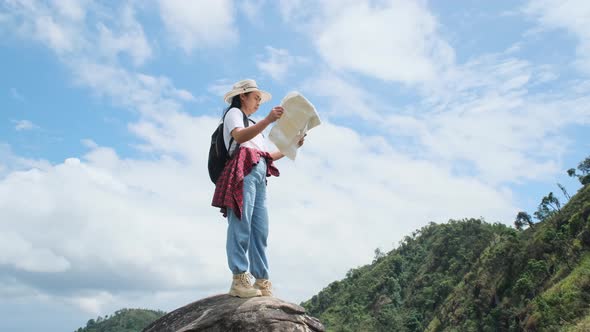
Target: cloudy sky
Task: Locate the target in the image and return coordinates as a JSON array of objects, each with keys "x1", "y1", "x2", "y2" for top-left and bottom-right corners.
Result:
[{"x1": 1, "y1": 0, "x2": 590, "y2": 330}]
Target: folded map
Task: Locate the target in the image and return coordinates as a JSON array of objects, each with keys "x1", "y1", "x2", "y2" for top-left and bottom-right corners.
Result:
[{"x1": 269, "y1": 91, "x2": 321, "y2": 160}]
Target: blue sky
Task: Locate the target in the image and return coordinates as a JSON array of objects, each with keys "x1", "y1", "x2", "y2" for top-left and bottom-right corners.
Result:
[{"x1": 1, "y1": 0, "x2": 590, "y2": 331}]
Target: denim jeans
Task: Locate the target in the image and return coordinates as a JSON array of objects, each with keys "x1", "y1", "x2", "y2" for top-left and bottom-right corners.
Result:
[{"x1": 226, "y1": 158, "x2": 269, "y2": 279}]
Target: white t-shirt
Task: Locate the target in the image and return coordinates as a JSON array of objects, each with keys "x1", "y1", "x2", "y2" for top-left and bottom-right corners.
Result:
[{"x1": 223, "y1": 107, "x2": 267, "y2": 155}]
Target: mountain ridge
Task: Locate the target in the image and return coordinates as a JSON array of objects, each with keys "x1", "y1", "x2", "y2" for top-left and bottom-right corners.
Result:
[{"x1": 301, "y1": 183, "x2": 590, "y2": 331}]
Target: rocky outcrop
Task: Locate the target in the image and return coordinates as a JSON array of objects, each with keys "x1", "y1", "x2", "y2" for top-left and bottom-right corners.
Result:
[{"x1": 142, "y1": 294, "x2": 325, "y2": 332}]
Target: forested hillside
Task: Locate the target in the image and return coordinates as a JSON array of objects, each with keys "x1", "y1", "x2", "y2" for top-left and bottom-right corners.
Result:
[
  {"x1": 303, "y1": 159, "x2": 590, "y2": 331},
  {"x1": 75, "y1": 308, "x2": 165, "y2": 332}
]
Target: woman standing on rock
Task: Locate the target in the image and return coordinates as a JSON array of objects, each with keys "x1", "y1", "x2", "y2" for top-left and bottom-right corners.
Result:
[{"x1": 212, "y1": 79, "x2": 304, "y2": 298}]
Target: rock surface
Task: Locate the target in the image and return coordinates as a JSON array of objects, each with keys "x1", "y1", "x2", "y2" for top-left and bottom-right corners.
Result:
[{"x1": 142, "y1": 294, "x2": 325, "y2": 332}]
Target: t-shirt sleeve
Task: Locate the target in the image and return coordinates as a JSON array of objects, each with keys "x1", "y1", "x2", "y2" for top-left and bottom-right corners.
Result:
[{"x1": 225, "y1": 108, "x2": 245, "y2": 135}]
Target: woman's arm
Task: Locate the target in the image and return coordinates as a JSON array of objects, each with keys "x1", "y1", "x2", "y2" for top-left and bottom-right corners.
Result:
[
  {"x1": 231, "y1": 118, "x2": 272, "y2": 143},
  {"x1": 270, "y1": 151, "x2": 285, "y2": 161},
  {"x1": 231, "y1": 106, "x2": 284, "y2": 143}
]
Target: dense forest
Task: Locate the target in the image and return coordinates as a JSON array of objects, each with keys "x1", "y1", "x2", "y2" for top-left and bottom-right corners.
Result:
[
  {"x1": 75, "y1": 308, "x2": 165, "y2": 332},
  {"x1": 302, "y1": 157, "x2": 590, "y2": 331}
]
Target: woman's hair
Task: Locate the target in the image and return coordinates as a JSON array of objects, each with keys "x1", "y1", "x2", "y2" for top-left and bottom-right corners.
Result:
[{"x1": 223, "y1": 92, "x2": 250, "y2": 115}]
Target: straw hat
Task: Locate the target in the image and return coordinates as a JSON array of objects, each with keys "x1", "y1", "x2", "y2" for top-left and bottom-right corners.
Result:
[{"x1": 223, "y1": 79, "x2": 272, "y2": 104}]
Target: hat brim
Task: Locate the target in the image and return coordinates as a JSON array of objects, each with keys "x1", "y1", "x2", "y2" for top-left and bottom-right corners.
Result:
[{"x1": 224, "y1": 88, "x2": 272, "y2": 104}]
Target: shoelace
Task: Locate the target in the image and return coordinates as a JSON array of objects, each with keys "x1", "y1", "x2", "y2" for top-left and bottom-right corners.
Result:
[
  {"x1": 238, "y1": 272, "x2": 254, "y2": 288},
  {"x1": 256, "y1": 279, "x2": 271, "y2": 290}
]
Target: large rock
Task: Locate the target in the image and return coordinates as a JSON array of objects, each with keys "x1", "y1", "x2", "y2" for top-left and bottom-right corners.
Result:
[{"x1": 142, "y1": 294, "x2": 325, "y2": 332}]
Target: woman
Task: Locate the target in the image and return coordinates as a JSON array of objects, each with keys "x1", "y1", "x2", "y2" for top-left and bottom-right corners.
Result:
[{"x1": 212, "y1": 79, "x2": 304, "y2": 298}]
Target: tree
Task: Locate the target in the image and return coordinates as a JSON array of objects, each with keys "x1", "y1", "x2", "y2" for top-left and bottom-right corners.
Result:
[
  {"x1": 76, "y1": 309, "x2": 165, "y2": 332},
  {"x1": 373, "y1": 247, "x2": 386, "y2": 263},
  {"x1": 533, "y1": 192, "x2": 560, "y2": 222},
  {"x1": 567, "y1": 156, "x2": 590, "y2": 185},
  {"x1": 557, "y1": 183, "x2": 571, "y2": 201},
  {"x1": 514, "y1": 211, "x2": 533, "y2": 230}
]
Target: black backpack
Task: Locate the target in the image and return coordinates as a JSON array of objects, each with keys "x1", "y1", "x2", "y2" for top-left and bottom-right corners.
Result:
[{"x1": 208, "y1": 109, "x2": 252, "y2": 184}]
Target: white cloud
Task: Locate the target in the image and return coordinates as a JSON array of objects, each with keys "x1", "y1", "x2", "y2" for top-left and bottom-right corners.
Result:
[
  {"x1": 51, "y1": 0, "x2": 87, "y2": 22},
  {"x1": 302, "y1": 72, "x2": 383, "y2": 122},
  {"x1": 70, "y1": 61, "x2": 193, "y2": 117},
  {"x1": 321, "y1": 1, "x2": 453, "y2": 82},
  {"x1": 0, "y1": 232, "x2": 70, "y2": 273},
  {"x1": 571, "y1": 79, "x2": 590, "y2": 94},
  {"x1": 0, "y1": 12, "x2": 227, "y2": 303},
  {"x1": 68, "y1": 292, "x2": 114, "y2": 316},
  {"x1": 2, "y1": 1, "x2": 171, "y2": 126},
  {"x1": 96, "y1": 5, "x2": 152, "y2": 66},
  {"x1": 412, "y1": 54, "x2": 590, "y2": 184},
  {"x1": 33, "y1": 14, "x2": 76, "y2": 52},
  {"x1": 81, "y1": 139, "x2": 98, "y2": 149},
  {"x1": 0, "y1": 146, "x2": 228, "y2": 294},
  {"x1": 4, "y1": 0, "x2": 88, "y2": 54},
  {"x1": 0, "y1": 144, "x2": 51, "y2": 178},
  {"x1": 533, "y1": 64, "x2": 559, "y2": 85},
  {"x1": 414, "y1": 104, "x2": 565, "y2": 184},
  {"x1": 303, "y1": 51, "x2": 590, "y2": 185},
  {"x1": 3, "y1": 0, "x2": 151, "y2": 65},
  {"x1": 173, "y1": 89, "x2": 196, "y2": 102},
  {"x1": 13, "y1": 119, "x2": 38, "y2": 131},
  {"x1": 158, "y1": 0, "x2": 238, "y2": 52},
  {"x1": 280, "y1": 0, "x2": 454, "y2": 83},
  {"x1": 524, "y1": 0, "x2": 590, "y2": 73},
  {"x1": 257, "y1": 46, "x2": 307, "y2": 81}
]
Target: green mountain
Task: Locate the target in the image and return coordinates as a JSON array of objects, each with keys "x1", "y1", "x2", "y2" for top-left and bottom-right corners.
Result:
[
  {"x1": 75, "y1": 308, "x2": 165, "y2": 332},
  {"x1": 302, "y1": 182, "x2": 590, "y2": 331}
]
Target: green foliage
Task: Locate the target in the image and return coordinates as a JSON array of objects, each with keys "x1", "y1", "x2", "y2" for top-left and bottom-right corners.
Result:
[
  {"x1": 566, "y1": 312, "x2": 590, "y2": 332},
  {"x1": 534, "y1": 191, "x2": 561, "y2": 222},
  {"x1": 525, "y1": 254, "x2": 590, "y2": 329},
  {"x1": 75, "y1": 308, "x2": 165, "y2": 332},
  {"x1": 514, "y1": 211, "x2": 533, "y2": 230},
  {"x1": 302, "y1": 183, "x2": 590, "y2": 332},
  {"x1": 568, "y1": 156, "x2": 590, "y2": 186}
]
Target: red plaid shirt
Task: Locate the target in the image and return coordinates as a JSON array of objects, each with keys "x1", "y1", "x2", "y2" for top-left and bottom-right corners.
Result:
[{"x1": 212, "y1": 146, "x2": 280, "y2": 219}]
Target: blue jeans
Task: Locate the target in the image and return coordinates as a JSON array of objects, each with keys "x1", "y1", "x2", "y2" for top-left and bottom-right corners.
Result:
[{"x1": 226, "y1": 158, "x2": 269, "y2": 279}]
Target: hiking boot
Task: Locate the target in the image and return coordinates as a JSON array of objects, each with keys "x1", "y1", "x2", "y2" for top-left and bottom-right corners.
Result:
[
  {"x1": 229, "y1": 273, "x2": 262, "y2": 298},
  {"x1": 254, "y1": 279, "x2": 273, "y2": 297}
]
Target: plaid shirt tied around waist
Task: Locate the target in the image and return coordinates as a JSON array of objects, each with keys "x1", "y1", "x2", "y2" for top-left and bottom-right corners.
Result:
[{"x1": 212, "y1": 146, "x2": 280, "y2": 219}]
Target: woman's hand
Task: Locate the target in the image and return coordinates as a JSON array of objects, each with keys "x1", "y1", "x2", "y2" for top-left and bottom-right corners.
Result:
[
  {"x1": 265, "y1": 106, "x2": 284, "y2": 123},
  {"x1": 298, "y1": 134, "x2": 307, "y2": 148}
]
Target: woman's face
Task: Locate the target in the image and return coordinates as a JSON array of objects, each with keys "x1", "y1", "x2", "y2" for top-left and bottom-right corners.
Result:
[{"x1": 240, "y1": 92, "x2": 262, "y2": 115}]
